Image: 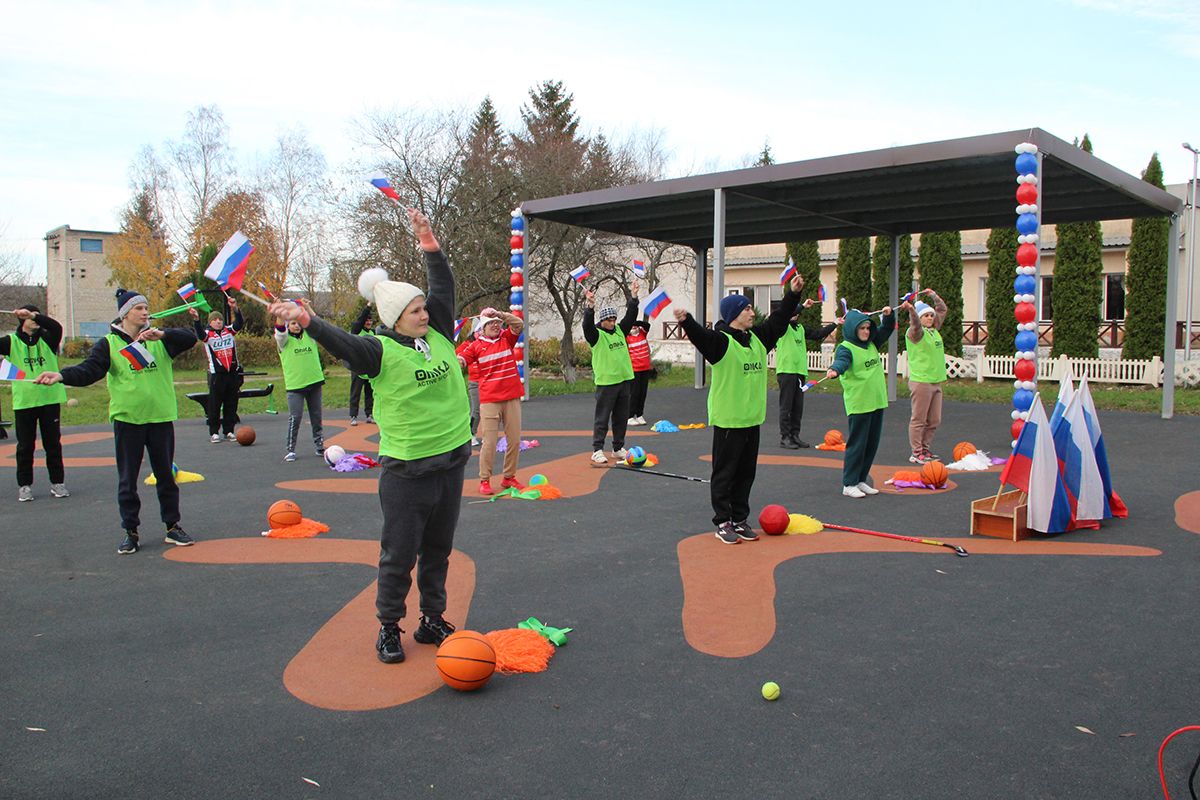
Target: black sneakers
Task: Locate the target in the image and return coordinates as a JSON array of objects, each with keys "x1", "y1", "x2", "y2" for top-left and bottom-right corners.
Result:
[
  {"x1": 413, "y1": 615, "x2": 456, "y2": 645},
  {"x1": 165, "y1": 525, "x2": 195, "y2": 546},
  {"x1": 779, "y1": 437, "x2": 800, "y2": 450},
  {"x1": 118, "y1": 530, "x2": 139, "y2": 555},
  {"x1": 715, "y1": 521, "x2": 740, "y2": 545},
  {"x1": 793, "y1": 436, "x2": 812, "y2": 449},
  {"x1": 733, "y1": 521, "x2": 759, "y2": 541},
  {"x1": 377, "y1": 623, "x2": 405, "y2": 663}
]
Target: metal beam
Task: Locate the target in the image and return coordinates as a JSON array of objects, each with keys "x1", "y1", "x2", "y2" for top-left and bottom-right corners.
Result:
[
  {"x1": 694, "y1": 247, "x2": 707, "y2": 389},
  {"x1": 888, "y1": 236, "x2": 900, "y2": 402},
  {"x1": 713, "y1": 188, "x2": 726, "y2": 318},
  {"x1": 1163, "y1": 213, "x2": 1180, "y2": 418}
]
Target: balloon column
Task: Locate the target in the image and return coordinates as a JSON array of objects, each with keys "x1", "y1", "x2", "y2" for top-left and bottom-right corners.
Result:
[
  {"x1": 1011, "y1": 143, "x2": 1041, "y2": 446},
  {"x1": 509, "y1": 209, "x2": 527, "y2": 386}
]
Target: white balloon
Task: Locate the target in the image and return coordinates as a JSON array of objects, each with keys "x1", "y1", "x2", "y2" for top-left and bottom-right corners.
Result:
[
  {"x1": 1013, "y1": 294, "x2": 1023, "y2": 303},
  {"x1": 1027, "y1": 204, "x2": 1038, "y2": 214},
  {"x1": 1026, "y1": 233, "x2": 1039, "y2": 243},
  {"x1": 1013, "y1": 380, "x2": 1023, "y2": 390},
  {"x1": 1011, "y1": 409, "x2": 1022, "y2": 420},
  {"x1": 1023, "y1": 380, "x2": 1036, "y2": 391},
  {"x1": 511, "y1": 267, "x2": 523, "y2": 273},
  {"x1": 1020, "y1": 411, "x2": 1030, "y2": 421},
  {"x1": 1022, "y1": 294, "x2": 1035, "y2": 303},
  {"x1": 511, "y1": 248, "x2": 523, "y2": 255},
  {"x1": 1011, "y1": 439, "x2": 1018, "y2": 448},
  {"x1": 511, "y1": 209, "x2": 521, "y2": 218}
]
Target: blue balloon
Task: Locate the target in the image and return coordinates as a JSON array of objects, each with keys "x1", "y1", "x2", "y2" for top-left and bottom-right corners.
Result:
[
  {"x1": 510, "y1": 253, "x2": 524, "y2": 268},
  {"x1": 517, "y1": 363, "x2": 525, "y2": 378},
  {"x1": 1016, "y1": 213, "x2": 1039, "y2": 235},
  {"x1": 1015, "y1": 153, "x2": 1038, "y2": 176},
  {"x1": 516, "y1": 331, "x2": 525, "y2": 344},
  {"x1": 509, "y1": 290, "x2": 523, "y2": 305},
  {"x1": 1015, "y1": 330, "x2": 1038, "y2": 351},
  {"x1": 510, "y1": 216, "x2": 525, "y2": 231},
  {"x1": 1012, "y1": 389, "x2": 1034, "y2": 412},
  {"x1": 1013, "y1": 275, "x2": 1037, "y2": 295}
]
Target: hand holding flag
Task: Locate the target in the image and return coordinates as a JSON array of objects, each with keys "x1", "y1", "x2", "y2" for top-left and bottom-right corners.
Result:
[
  {"x1": 631, "y1": 259, "x2": 646, "y2": 278},
  {"x1": 0, "y1": 357, "x2": 29, "y2": 381},
  {"x1": 779, "y1": 257, "x2": 797, "y2": 286},
  {"x1": 569, "y1": 265, "x2": 590, "y2": 285},
  {"x1": 176, "y1": 282, "x2": 197, "y2": 302}
]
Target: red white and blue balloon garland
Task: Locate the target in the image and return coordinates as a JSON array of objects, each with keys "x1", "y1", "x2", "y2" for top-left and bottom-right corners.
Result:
[
  {"x1": 509, "y1": 208, "x2": 526, "y2": 384},
  {"x1": 1011, "y1": 142, "x2": 1040, "y2": 445}
]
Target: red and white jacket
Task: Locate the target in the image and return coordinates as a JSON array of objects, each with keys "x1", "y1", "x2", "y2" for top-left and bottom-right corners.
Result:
[
  {"x1": 457, "y1": 328, "x2": 522, "y2": 403},
  {"x1": 194, "y1": 313, "x2": 243, "y2": 374},
  {"x1": 455, "y1": 337, "x2": 481, "y2": 383},
  {"x1": 626, "y1": 326, "x2": 652, "y2": 373}
]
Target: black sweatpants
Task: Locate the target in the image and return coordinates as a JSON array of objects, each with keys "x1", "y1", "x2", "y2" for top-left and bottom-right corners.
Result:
[
  {"x1": 710, "y1": 425, "x2": 760, "y2": 526},
  {"x1": 843, "y1": 409, "x2": 885, "y2": 487},
  {"x1": 206, "y1": 372, "x2": 242, "y2": 436},
  {"x1": 375, "y1": 456, "x2": 466, "y2": 624},
  {"x1": 14, "y1": 403, "x2": 64, "y2": 486},
  {"x1": 113, "y1": 420, "x2": 179, "y2": 532},
  {"x1": 629, "y1": 370, "x2": 651, "y2": 418},
  {"x1": 349, "y1": 375, "x2": 374, "y2": 418},
  {"x1": 592, "y1": 381, "x2": 630, "y2": 451},
  {"x1": 777, "y1": 372, "x2": 806, "y2": 440}
]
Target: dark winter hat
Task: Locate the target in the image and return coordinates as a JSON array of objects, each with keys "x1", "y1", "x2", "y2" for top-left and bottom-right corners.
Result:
[
  {"x1": 115, "y1": 288, "x2": 148, "y2": 319},
  {"x1": 631, "y1": 319, "x2": 652, "y2": 332},
  {"x1": 719, "y1": 294, "x2": 751, "y2": 325},
  {"x1": 597, "y1": 306, "x2": 619, "y2": 322},
  {"x1": 19, "y1": 303, "x2": 40, "y2": 314}
]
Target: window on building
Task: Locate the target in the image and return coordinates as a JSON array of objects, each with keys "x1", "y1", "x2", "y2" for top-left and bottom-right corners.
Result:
[
  {"x1": 80, "y1": 238, "x2": 103, "y2": 253},
  {"x1": 1040, "y1": 276, "x2": 1053, "y2": 320},
  {"x1": 1104, "y1": 274, "x2": 1125, "y2": 320}
]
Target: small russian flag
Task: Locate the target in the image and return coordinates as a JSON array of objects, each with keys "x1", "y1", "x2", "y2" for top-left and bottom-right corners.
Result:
[
  {"x1": 176, "y1": 282, "x2": 196, "y2": 301},
  {"x1": 118, "y1": 341, "x2": 156, "y2": 371},
  {"x1": 257, "y1": 280, "x2": 278, "y2": 301},
  {"x1": 800, "y1": 380, "x2": 817, "y2": 393},
  {"x1": 779, "y1": 257, "x2": 797, "y2": 286},
  {"x1": 901, "y1": 289, "x2": 919, "y2": 304},
  {"x1": 0, "y1": 357, "x2": 27, "y2": 380},
  {"x1": 569, "y1": 265, "x2": 590, "y2": 284},
  {"x1": 640, "y1": 286, "x2": 671, "y2": 320},
  {"x1": 818, "y1": 284, "x2": 826, "y2": 302},
  {"x1": 631, "y1": 259, "x2": 646, "y2": 278},
  {"x1": 453, "y1": 318, "x2": 465, "y2": 340},
  {"x1": 204, "y1": 231, "x2": 254, "y2": 291},
  {"x1": 368, "y1": 172, "x2": 402, "y2": 202}
]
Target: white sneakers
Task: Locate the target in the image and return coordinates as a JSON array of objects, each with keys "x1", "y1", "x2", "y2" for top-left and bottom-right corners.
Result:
[
  {"x1": 591, "y1": 450, "x2": 607, "y2": 464},
  {"x1": 614, "y1": 448, "x2": 628, "y2": 460},
  {"x1": 627, "y1": 416, "x2": 648, "y2": 426},
  {"x1": 842, "y1": 482, "x2": 880, "y2": 498},
  {"x1": 210, "y1": 433, "x2": 221, "y2": 443},
  {"x1": 350, "y1": 417, "x2": 358, "y2": 426},
  {"x1": 857, "y1": 482, "x2": 879, "y2": 495},
  {"x1": 50, "y1": 483, "x2": 70, "y2": 498},
  {"x1": 225, "y1": 432, "x2": 237, "y2": 442}
]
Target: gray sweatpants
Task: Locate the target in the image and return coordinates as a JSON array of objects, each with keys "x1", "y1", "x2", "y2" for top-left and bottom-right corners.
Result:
[
  {"x1": 286, "y1": 384, "x2": 324, "y2": 453},
  {"x1": 375, "y1": 456, "x2": 466, "y2": 624}
]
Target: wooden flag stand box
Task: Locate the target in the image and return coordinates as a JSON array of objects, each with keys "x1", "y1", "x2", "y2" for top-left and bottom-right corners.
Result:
[{"x1": 970, "y1": 489, "x2": 1031, "y2": 541}]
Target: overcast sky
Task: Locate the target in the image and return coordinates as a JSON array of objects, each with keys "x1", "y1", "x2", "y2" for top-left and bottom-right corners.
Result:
[{"x1": 3, "y1": 0, "x2": 1198, "y2": 280}]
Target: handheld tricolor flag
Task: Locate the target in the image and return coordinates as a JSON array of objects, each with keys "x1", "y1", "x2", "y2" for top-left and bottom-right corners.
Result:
[
  {"x1": 817, "y1": 284, "x2": 826, "y2": 302},
  {"x1": 453, "y1": 318, "x2": 466, "y2": 340},
  {"x1": 631, "y1": 259, "x2": 646, "y2": 278},
  {"x1": 569, "y1": 265, "x2": 590, "y2": 284},
  {"x1": 779, "y1": 257, "x2": 797, "y2": 286},
  {"x1": 118, "y1": 341, "x2": 156, "y2": 371},
  {"x1": 368, "y1": 173, "x2": 402, "y2": 202},
  {"x1": 998, "y1": 395, "x2": 1073, "y2": 533},
  {"x1": 256, "y1": 280, "x2": 279, "y2": 302},
  {"x1": 204, "y1": 231, "x2": 254, "y2": 291},
  {"x1": 640, "y1": 286, "x2": 671, "y2": 320},
  {"x1": 176, "y1": 282, "x2": 196, "y2": 302},
  {"x1": 0, "y1": 357, "x2": 27, "y2": 380},
  {"x1": 901, "y1": 290, "x2": 919, "y2": 305}
]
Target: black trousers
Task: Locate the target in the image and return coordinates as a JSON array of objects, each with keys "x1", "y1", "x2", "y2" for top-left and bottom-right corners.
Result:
[
  {"x1": 629, "y1": 370, "x2": 650, "y2": 418},
  {"x1": 843, "y1": 409, "x2": 885, "y2": 487},
  {"x1": 349, "y1": 375, "x2": 374, "y2": 417},
  {"x1": 113, "y1": 420, "x2": 179, "y2": 532},
  {"x1": 777, "y1": 372, "x2": 806, "y2": 439},
  {"x1": 592, "y1": 381, "x2": 630, "y2": 451},
  {"x1": 206, "y1": 372, "x2": 242, "y2": 435},
  {"x1": 14, "y1": 403, "x2": 64, "y2": 486},
  {"x1": 710, "y1": 425, "x2": 759, "y2": 526}
]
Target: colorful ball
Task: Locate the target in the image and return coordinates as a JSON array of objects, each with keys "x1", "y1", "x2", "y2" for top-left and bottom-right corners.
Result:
[
  {"x1": 267, "y1": 500, "x2": 302, "y2": 529},
  {"x1": 1014, "y1": 302, "x2": 1036, "y2": 325},
  {"x1": 509, "y1": 272, "x2": 524, "y2": 287},
  {"x1": 920, "y1": 460, "x2": 949, "y2": 489},
  {"x1": 236, "y1": 426, "x2": 256, "y2": 446},
  {"x1": 509, "y1": 234, "x2": 524, "y2": 250},
  {"x1": 435, "y1": 631, "x2": 497, "y2": 692},
  {"x1": 1016, "y1": 243, "x2": 1039, "y2": 266},
  {"x1": 1015, "y1": 183, "x2": 1039, "y2": 205},
  {"x1": 324, "y1": 445, "x2": 346, "y2": 466},
  {"x1": 1015, "y1": 330, "x2": 1038, "y2": 352},
  {"x1": 1014, "y1": 152, "x2": 1038, "y2": 176},
  {"x1": 529, "y1": 473, "x2": 548, "y2": 486},
  {"x1": 1014, "y1": 359, "x2": 1036, "y2": 382},
  {"x1": 1016, "y1": 213, "x2": 1039, "y2": 235},
  {"x1": 758, "y1": 504, "x2": 790, "y2": 535},
  {"x1": 952, "y1": 441, "x2": 977, "y2": 462},
  {"x1": 625, "y1": 446, "x2": 647, "y2": 466}
]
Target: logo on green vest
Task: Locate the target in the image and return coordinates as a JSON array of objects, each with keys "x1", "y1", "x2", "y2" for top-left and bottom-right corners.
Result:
[
  {"x1": 292, "y1": 345, "x2": 314, "y2": 355},
  {"x1": 22, "y1": 355, "x2": 46, "y2": 369},
  {"x1": 415, "y1": 360, "x2": 453, "y2": 386},
  {"x1": 743, "y1": 361, "x2": 763, "y2": 372},
  {"x1": 608, "y1": 341, "x2": 625, "y2": 351},
  {"x1": 864, "y1": 357, "x2": 880, "y2": 369}
]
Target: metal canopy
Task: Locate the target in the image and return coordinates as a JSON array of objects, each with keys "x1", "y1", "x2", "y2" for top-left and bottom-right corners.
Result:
[{"x1": 521, "y1": 128, "x2": 1182, "y2": 248}]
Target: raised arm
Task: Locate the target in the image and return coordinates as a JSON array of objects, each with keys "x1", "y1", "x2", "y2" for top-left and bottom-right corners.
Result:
[
  {"x1": 269, "y1": 302, "x2": 384, "y2": 379},
  {"x1": 754, "y1": 274, "x2": 804, "y2": 351},
  {"x1": 675, "y1": 308, "x2": 727, "y2": 365}
]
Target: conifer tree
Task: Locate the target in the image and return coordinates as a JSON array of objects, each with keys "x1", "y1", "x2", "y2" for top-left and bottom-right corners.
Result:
[
  {"x1": 785, "y1": 240, "x2": 824, "y2": 350},
  {"x1": 1122, "y1": 153, "x2": 1170, "y2": 359},
  {"x1": 1051, "y1": 134, "x2": 1103, "y2": 357},
  {"x1": 871, "y1": 234, "x2": 915, "y2": 348},
  {"x1": 917, "y1": 231, "x2": 964, "y2": 356},
  {"x1": 836, "y1": 237, "x2": 872, "y2": 314},
  {"x1": 985, "y1": 227, "x2": 1019, "y2": 355}
]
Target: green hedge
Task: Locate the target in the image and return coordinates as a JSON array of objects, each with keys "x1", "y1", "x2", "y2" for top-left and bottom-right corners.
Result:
[{"x1": 61, "y1": 334, "x2": 343, "y2": 369}]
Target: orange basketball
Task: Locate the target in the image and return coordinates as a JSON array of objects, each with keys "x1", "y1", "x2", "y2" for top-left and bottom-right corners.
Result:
[
  {"x1": 436, "y1": 631, "x2": 497, "y2": 692},
  {"x1": 920, "y1": 460, "x2": 949, "y2": 488},
  {"x1": 236, "y1": 426, "x2": 256, "y2": 446},
  {"x1": 823, "y1": 429, "x2": 844, "y2": 446},
  {"x1": 267, "y1": 500, "x2": 302, "y2": 528},
  {"x1": 952, "y1": 441, "x2": 976, "y2": 462}
]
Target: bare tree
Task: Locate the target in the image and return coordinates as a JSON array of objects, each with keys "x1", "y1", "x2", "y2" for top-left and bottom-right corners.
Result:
[
  {"x1": 168, "y1": 105, "x2": 235, "y2": 264},
  {"x1": 0, "y1": 222, "x2": 34, "y2": 286},
  {"x1": 259, "y1": 128, "x2": 328, "y2": 290}
]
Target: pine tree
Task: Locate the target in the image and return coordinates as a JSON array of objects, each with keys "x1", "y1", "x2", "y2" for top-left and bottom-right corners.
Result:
[
  {"x1": 917, "y1": 231, "x2": 964, "y2": 356},
  {"x1": 871, "y1": 234, "x2": 915, "y2": 348},
  {"x1": 785, "y1": 240, "x2": 823, "y2": 350},
  {"x1": 985, "y1": 227, "x2": 1019, "y2": 355},
  {"x1": 836, "y1": 237, "x2": 872, "y2": 314},
  {"x1": 1051, "y1": 134, "x2": 1103, "y2": 357},
  {"x1": 1122, "y1": 153, "x2": 1170, "y2": 359},
  {"x1": 755, "y1": 141, "x2": 774, "y2": 167}
]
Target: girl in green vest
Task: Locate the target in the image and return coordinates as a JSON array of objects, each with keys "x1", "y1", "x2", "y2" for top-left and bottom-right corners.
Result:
[
  {"x1": 826, "y1": 307, "x2": 896, "y2": 498},
  {"x1": 274, "y1": 312, "x2": 325, "y2": 462},
  {"x1": 903, "y1": 291, "x2": 948, "y2": 464},
  {"x1": 582, "y1": 282, "x2": 640, "y2": 464},
  {"x1": 267, "y1": 209, "x2": 470, "y2": 667},
  {"x1": 775, "y1": 281, "x2": 839, "y2": 450},
  {"x1": 2, "y1": 305, "x2": 67, "y2": 501}
]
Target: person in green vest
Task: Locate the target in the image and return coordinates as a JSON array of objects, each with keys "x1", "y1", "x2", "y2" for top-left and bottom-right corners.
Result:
[
  {"x1": 825, "y1": 306, "x2": 896, "y2": 498},
  {"x1": 2, "y1": 305, "x2": 68, "y2": 502},
  {"x1": 775, "y1": 277, "x2": 839, "y2": 450},
  {"x1": 674, "y1": 275, "x2": 803, "y2": 545},
  {"x1": 903, "y1": 291, "x2": 948, "y2": 464},
  {"x1": 582, "y1": 281, "x2": 639, "y2": 464},
  {"x1": 274, "y1": 307, "x2": 325, "y2": 462},
  {"x1": 35, "y1": 289, "x2": 198, "y2": 554},
  {"x1": 266, "y1": 208, "x2": 469, "y2": 666},
  {"x1": 347, "y1": 304, "x2": 375, "y2": 426}
]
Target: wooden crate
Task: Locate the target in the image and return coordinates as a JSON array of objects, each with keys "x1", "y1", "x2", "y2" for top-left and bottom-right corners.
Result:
[{"x1": 970, "y1": 490, "x2": 1031, "y2": 541}]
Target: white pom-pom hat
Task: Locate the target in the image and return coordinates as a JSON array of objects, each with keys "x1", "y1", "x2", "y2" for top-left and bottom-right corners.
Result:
[{"x1": 358, "y1": 267, "x2": 424, "y2": 328}]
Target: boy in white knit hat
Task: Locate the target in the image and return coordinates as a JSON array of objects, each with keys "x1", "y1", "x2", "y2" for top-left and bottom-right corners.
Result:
[{"x1": 268, "y1": 209, "x2": 469, "y2": 666}]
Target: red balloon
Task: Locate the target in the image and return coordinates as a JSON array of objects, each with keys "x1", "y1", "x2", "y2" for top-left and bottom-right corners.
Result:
[
  {"x1": 509, "y1": 272, "x2": 524, "y2": 287},
  {"x1": 1011, "y1": 420, "x2": 1025, "y2": 440},
  {"x1": 1016, "y1": 244, "x2": 1038, "y2": 266},
  {"x1": 1016, "y1": 183, "x2": 1039, "y2": 205},
  {"x1": 1014, "y1": 302, "x2": 1036, "y2": 324},
  {"x1": 510, "y1": 235, "x2": 524, "y2": 250},
  {"x1": 1014, "y1": 359, "x2": 1036, "y2": 381}
]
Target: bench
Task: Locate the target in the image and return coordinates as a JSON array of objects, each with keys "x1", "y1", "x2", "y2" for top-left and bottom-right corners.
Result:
[{"x1": 185, "y1": 383, "x2": 274, "y2": 409}]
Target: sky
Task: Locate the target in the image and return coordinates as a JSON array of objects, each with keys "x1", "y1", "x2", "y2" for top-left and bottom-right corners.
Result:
[{"x1": 3, "y1": 0, "x2": 1199, "y2": 282}]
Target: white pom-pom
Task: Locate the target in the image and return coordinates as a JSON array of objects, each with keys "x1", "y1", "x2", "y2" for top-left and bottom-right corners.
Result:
[{"x1": 358, "y1": 268, "x2": 390, "y2": 302}]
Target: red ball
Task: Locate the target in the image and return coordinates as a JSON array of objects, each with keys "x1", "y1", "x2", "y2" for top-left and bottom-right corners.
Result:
[
  {"x1": 1014, "y1": 302, "x2": 1036, "y2": 324},
  {"x1": 1014, "y1": 359, "x2": 1036, "y2": 381},
  {"x1": 509, "y1": 235, "x2": 524, "y2": 250},
  {"x1": 1011, "y1": 420, "x2": 1025, "y2": 440},
  {"x1": 1016, "y1": 243, "x2": 1038, "y2": 267},
  {"x1": 509, "y1": 272, "x2": 524, "y2": 287},
  {"x1": 1016, "y1": 183, "x2": 1039, "y2": 205},
  {"x1": 758, "y1": 504, "x2": 790, "y2": 535}
]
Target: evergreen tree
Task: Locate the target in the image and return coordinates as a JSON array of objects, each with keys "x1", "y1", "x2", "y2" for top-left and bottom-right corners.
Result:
[
  {"x1": 871, "y1": 234, "x2": 915, "y2": 348},
  {"x1": 917, "y1": 231, "x2": 964, "y2": 356},
  {"x1": 1051, "y1": 134, "x2": 1103, "y2": 357},
  {"x1": 755, "y1": 141, "x2": 774, "y2": 167},
  {"x1": 985, "y1": 227, "x2": 1019, "y2": 355},
  {"x1": 1122, "y1": 153, "x2": 1170, "y2": 359},
  {"x1": 835, "y1": 237, "x2": 872, "y2": 314},
  {"x1": 785, "y1": 240, "x2": 823, "y2": 350}
]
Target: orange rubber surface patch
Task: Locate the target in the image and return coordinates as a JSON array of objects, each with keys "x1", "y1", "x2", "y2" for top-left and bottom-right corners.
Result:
[{"x1": 1175, "y1": 491, "x2": 1200, "y2": 534}]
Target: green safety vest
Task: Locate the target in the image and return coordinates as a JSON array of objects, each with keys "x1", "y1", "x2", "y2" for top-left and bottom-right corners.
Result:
[
  {"x1": 369, "y1": 332, "x2": 471, "y2": 460},
  {"x1": 590, "y1": 326, "x2": 634, "y2": 386},
  {"x1": 708, "y1": 330, "x2": 768, "y2": 428},
  {"x1": 906, "y1": 326, "x2": 947, "y2": 383},
  {"x1": 9, "y1": 333, "x2": 66, "y2": 410},
  {"x1": 838, "y1": 342, "x2": 888, "y2": 415},
  {"x1": 279, "y1": 331, "x2": 324, "y2": 390},
  {"x1": 105, "y1": 335, "x2": 177, "y2": 424},
  {"x1": 774, "y1": 324, "x2": 807, "y2": 375}
]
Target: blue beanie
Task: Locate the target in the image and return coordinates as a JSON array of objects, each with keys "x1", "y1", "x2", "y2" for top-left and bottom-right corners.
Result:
[
  {"x1": 115, "y1": 288, "x2": 148, "y2": 319},
  {"x1": 915, "y1": 301, "x2": 934, "y2": 318},
  {"x1": 719, "y1": 294, "x2": 751, "y2": 324}
]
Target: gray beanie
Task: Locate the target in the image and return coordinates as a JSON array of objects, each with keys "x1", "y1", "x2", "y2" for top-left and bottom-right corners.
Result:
[
  {"x1": 115, "y1": 288, "x2": 148, "y2": 319},
  {"x1": 597, "y1": 306, "x2": 619, "y2": 322}
]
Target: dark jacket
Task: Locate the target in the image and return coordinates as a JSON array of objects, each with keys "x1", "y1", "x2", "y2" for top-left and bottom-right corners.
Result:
[
  {"x1": 582, "y1": 298, "x2": 639, "y2": 346},
  {"x1": 60, "y1": 321, "x2": 197, "y2": 387},
  {"x1": 829, "y1": 309, "x2": 896, "y2": 375},
  {"x1": 678, "y1": 289, "x2": 802, "y2": 365},
  {"x1": 0, "y1": 314, "x2": 63, "y2": 357}
]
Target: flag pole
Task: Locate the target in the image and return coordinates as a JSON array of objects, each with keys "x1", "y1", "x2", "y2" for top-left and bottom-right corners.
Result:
[{"x1": 237, "y1": 288, "x2": 271, "y2": 307}]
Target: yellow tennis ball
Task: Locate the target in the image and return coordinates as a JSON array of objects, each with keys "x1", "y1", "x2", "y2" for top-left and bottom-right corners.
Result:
[{"x1": 761, "y1": 681, "x2": 780, "y2": 701}]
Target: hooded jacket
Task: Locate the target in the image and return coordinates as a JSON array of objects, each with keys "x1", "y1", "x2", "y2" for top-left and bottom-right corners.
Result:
[{"x1": 828, "y1": 309, "x2": 896, "y2": 376}]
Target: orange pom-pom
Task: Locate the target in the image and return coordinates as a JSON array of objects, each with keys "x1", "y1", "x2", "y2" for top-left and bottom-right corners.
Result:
[
  {"x1": 267, "y1": 500, "x2": 301, "y2": 528},
  {"x1": 952, "y1": 441, "x2": 977, "y2": 462},
  {"x1": 535, "y1": 484, "x2": 563, "y2": 500},
  {"x1": 892, "y1": 470, "x2": 924, "y2": 483},
  {"x1": 264, "y1": 517, "x2": 329, "y2": 538},
  {"x1": 485, "y1": 628, "x2": 555, "y2": 673},
  {"x1": 436, "y1": 631, "x2": 496, "y2": 691},
  {"x1": 920, "y1": 460, "x2": 949, "y2": 488}
]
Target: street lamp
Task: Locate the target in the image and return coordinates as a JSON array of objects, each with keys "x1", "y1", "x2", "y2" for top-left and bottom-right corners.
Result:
[
  {"x1": 51, "y1": 257, "x2": 78, "y2": 339},
  {"x1": 1184, "y1": 142, "x2": 1199, "y2": 360}
]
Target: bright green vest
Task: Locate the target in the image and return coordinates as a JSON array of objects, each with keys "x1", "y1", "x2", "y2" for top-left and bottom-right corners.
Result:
[
  {"x1": 279, "y1": 331, "x2": 324, "y2": 390},
  {"x1": 774, "y1": 324, "x2": 807, "y2": 375},
  {"x1": 370, "y1": 332, "x2": 471, "y2": 460},
  {"x1": 838, "y1": 342, "x2": 888, "y2": 415},
  {"x1": 591, "y1": 326, "x2": 634, "y2": 386},
  {"x1": 906, "y1": 327, "x2": 947, "y2": 383},
  {"x1": 105, "y1": 335, "x2": 177, "y2": 424},
  {"x1": 9, "y1": 333, "x2": 66, "y2": 410},
  {"x1": 708, "y1": 331, "x2": 768, "y2": 428}
]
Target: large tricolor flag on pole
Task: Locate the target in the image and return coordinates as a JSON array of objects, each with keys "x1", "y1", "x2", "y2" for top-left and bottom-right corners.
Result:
[
  {"x1": 118, "y1": 341, "x2": 156, "y2": 371},
  {"x1": 0, "y1": 357, "x2": 27, "y2": 380},
  {"x1": 569, "y1": 265, "x2": 590, "y2": 284},
  {"x1": 999, "y1": 395, "x2": 1074, "y2": 533},
  {"x1": 1050, "y1": 390, "x2": 1104, "y2": 528},
  {"x1": 1076, "y1": 377, "x2": 1128, "y2": 518},
  {"x1": 204, "y1": 231, "x2": 254, "y2": 291},
  {"x1": 640, "y1": 286, "x2": 672, "y2": 320}
]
